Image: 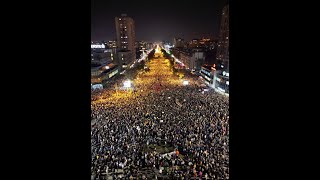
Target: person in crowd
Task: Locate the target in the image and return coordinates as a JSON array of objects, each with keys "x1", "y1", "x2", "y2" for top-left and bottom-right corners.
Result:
[{"x1": 91, "y1": 52, "x2": 229, "y2": 179}]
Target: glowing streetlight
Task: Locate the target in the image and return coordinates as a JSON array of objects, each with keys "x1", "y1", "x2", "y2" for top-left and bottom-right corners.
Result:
[
  {"x1": 123, "y1": 80, "x2": 131, "y2": 88},
  {"x1": 183, "y1": 80, "x2": 189, "y2": 85}
]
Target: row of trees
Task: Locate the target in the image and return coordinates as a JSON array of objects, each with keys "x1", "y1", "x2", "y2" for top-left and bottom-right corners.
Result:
[
  {"x1": 147, "y1": 49, "x2": 155, "y2": 60},
  {"x1": 161, "y1": 49, "x2": 182, "y2": 75}
]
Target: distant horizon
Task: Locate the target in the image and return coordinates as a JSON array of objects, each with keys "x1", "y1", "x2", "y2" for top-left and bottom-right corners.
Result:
[{"x1": 91, "y1": 36, "x2": 219, "y2": 43}]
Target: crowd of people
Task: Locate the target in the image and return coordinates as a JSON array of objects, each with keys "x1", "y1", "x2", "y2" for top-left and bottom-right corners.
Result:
[{"x1": 91, "y1": 50, "x2": 229, "y2": 179}]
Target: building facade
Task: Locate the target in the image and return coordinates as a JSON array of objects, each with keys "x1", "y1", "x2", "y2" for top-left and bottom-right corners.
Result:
[
  {"x1": 91, "y1": 63, "x2": 119, "y2": 86},
  {"x1": 179, "y1": 50, "x2": 205, "y2": 71},
  {"x1": 215, "y1": 70, "x2": 229, "y2": 94},
  {"x1": 216, "y1": 5, "x2": 229, "y2": 71},
  {"x1": 91, "y1": 42, "x2": 115, "y2": 64},
  {"x1": 106, "y1": 40, "x2": 117, "y2": 48},
  {"x1": 115, "y1": 14, "x2": 136, "y2": 67},
  {"x1": 199, "y1": 64, "x2": 217, "y2": 88},
  {"x1": 214, "y1": 4, "x2": 229, "y2": 95},
  {"x1": 117, "y1": 50, "x2": 134, "y2": 69},
  {"x1": 173, "y1": 38, "x2": 184, "y2": 48},
  {"x1": 172, "y1": 48, "x2": 182, "y2": 59}
]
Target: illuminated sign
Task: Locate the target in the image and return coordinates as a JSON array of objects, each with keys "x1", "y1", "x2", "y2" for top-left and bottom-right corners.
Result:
[
  {"x1": 108, "y1": 69, "x2": 118, "y2": 78},
  {"x1": 91, "y1": 44, "x2": 105, "y2": 49}
]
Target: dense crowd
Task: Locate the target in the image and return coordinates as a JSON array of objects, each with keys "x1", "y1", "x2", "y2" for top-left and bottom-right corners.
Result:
[{"x1": 91, "y1": 51, "x2": 229, "y2": 179}]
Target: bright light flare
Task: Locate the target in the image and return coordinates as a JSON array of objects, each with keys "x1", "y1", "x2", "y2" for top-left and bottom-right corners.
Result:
[
  {"x1": 183, "y1": 80, "x2": 189, "y2": 85},
  {"x1": 123, "y1": 80, "x2": 132, "y2": 88}
]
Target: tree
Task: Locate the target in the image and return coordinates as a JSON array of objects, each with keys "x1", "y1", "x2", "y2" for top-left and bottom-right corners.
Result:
[{"x1": 147, "y1": 49, "x2": 155, "y2": 59}]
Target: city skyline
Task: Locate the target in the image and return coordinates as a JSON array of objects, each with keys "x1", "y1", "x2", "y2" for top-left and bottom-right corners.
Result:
[{"x1": 91, "y1": 0, "x2": 227, "y2": 42}]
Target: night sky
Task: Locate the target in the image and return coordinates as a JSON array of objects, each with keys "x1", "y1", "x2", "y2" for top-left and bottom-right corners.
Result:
[{"x1": 91, "y1": 0, "x2": 227, "y2": 42}]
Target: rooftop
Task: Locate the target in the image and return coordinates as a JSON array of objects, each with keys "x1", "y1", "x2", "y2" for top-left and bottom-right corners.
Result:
[
  {"x1": 202, "y1": 64, "x2": 216, "y2": 71},
  {"x1": 91, "y1": 63, "x2": 116, "y2": 71}
]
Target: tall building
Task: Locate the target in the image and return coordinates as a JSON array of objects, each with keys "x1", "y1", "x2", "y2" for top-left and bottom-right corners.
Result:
[
  {"x1": 173, "y1": 38, "x2": 184, "y2": 48},
  {"x1": 216, "y1": 5, "x2": 229, "y2": 71},
  {"x1": 115, "y1": 14, "x2": 136, "y2": 68},
  {"x1": 215, "y1": 4, "x2": 229, "y2": 94}
]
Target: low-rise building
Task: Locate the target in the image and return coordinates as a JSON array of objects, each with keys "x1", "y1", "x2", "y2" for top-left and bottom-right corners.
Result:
[
  {"x1": 91, "y1": 63, "x2": 119, "y2": 86},
  {"x1": 215, "y1": 69, "x2": 229, "y2": 94},
  {"x1": 199, "y1": 64, "x2": 216, "y2": 88},
  {"x1": 91, "y1": 42, "x2": 116, "y2": 64},
  {"x1": 179, "y1": 49, "x2": 205, "y2": 71}
]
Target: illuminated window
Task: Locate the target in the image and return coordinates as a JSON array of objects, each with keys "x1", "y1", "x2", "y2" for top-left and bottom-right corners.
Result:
[{"x1": 119, "y1": 18, "x2": 121, "y2": 20}]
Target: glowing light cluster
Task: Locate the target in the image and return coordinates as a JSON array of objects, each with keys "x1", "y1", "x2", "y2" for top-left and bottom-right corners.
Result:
[
  {"x1": 123, "y1": 80, "x2": 132, "y2": 88},
  {"x1": 183, "y1": 80, "x2": 189, "y2": 85}
]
